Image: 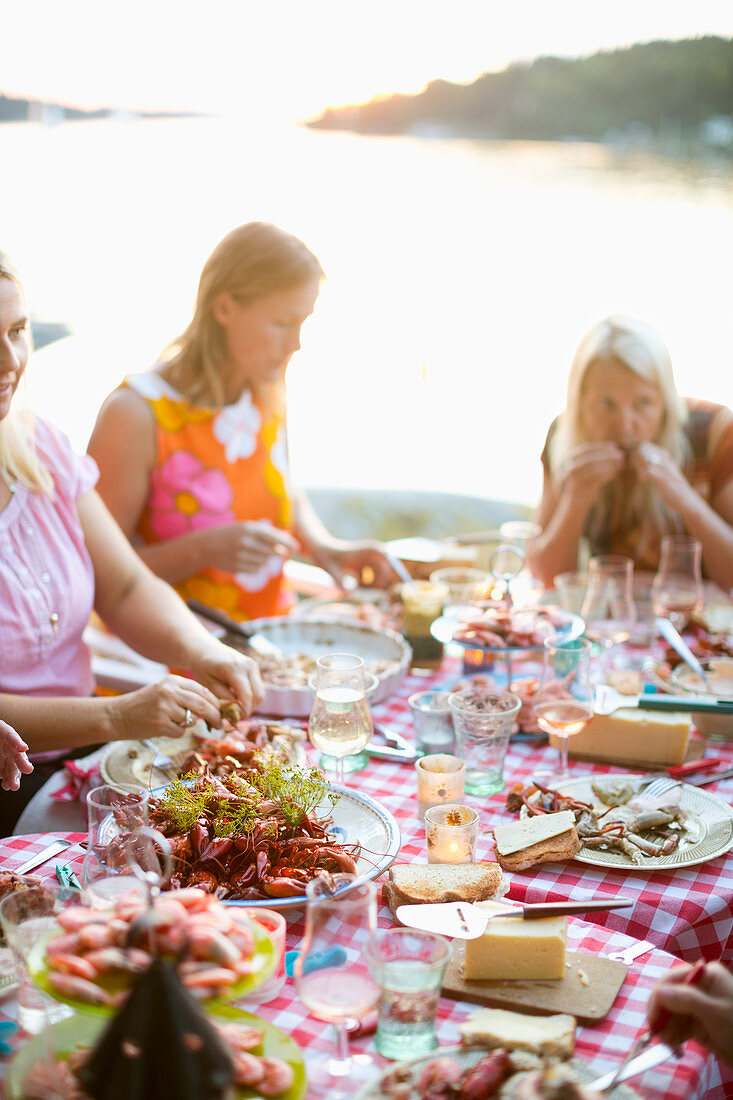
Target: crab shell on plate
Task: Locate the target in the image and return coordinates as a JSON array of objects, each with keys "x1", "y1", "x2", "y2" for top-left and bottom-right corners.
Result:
[{"x1": 222, "y1": 617, "x2": 412, "y2": 718}]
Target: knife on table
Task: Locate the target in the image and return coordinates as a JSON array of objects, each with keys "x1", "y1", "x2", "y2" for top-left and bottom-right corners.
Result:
[
  {"x1": 15, "y1": 840, "x2": 71, "y2": 875},
  {"x1": 395, "y1": 898, "x2": 634, "y2": 939},
  {"x1": 589, "y1": 1041, "x2": 675, "y2": 1093}
]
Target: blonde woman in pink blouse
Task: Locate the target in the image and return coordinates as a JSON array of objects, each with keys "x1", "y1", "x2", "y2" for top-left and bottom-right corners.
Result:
[{"x1": 0, "y1": 251, "x2": 263, "y2": 830}]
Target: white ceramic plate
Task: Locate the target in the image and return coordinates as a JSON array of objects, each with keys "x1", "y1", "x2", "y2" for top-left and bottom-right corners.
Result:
[
  {"x1": 553, "y1": 775, "x2": 733, "y2": 870},
  {"x1": 141, "y1": 782, "x2": 401, "y2": 912},
  {"x1": 99, "y1": 723, "x2": 307, "y2": 789},
  {"x1": 224, "y1": 618, "x2": 411, "y2": 717},
  {"x1": 353, "y1": 1045, "x2": 642, "y2": 1099},
  {"x1": 430, "y1": 607, "x2": 584, "y2": 654}
]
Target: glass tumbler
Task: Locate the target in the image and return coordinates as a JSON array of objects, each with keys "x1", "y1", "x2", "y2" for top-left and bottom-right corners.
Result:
[
  {"x1": 0, "y1": 886, "x2": 81, "y2": 1034},
  {"x1": 448, "y1": 688, "x2": 521, "y2": 794},
  {"x1": 82, "y1": 784, "x2": 150, "y2": 899},
  {"x1": 364, "y1": 927, "x2": 451, "y2": 1060},
  {"x1": 408, "y1": 690, "x2": 455, "y2": 755}
]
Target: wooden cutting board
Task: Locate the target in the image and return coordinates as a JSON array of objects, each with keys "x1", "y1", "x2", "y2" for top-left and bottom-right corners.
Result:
[{"x1": 442, "y1": 943, "x2": 627, "y2": 1024}]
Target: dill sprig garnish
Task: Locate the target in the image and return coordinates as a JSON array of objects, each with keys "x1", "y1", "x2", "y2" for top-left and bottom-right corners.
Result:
[
  {"x1": 250, "y1": 756, "x2": 338, "y2": 829},
  {"x1": 160, "y1": 760, "x2": 339, "y2": 835}
]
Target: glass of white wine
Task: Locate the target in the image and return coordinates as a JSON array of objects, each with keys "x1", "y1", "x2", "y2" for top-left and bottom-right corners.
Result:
[
  {"x1": 533, "y1": 636, "x2": 594, "y2": 783},
  {"x1": 308, "y1": 653, "x2": 373, "y2": 786},
  {"x1": 580, "y1": 555, "x2": 636, "y2": 682},
  {"x1": 652, "y1": 534, "x2": 704, "y2": 630}
]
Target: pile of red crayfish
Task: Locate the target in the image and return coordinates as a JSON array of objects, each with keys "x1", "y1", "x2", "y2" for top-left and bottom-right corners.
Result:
[{"x1": 148, "y1": 772, "x2": 360, "y2": 901}]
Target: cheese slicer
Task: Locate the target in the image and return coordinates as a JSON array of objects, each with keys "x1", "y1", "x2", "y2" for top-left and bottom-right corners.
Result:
[
  {"x1": 395, "y1": 898, "x2": 634, "y2": 939},
  {"x1": 593, "y1": 683, "x2": 733, "y2": 716}
]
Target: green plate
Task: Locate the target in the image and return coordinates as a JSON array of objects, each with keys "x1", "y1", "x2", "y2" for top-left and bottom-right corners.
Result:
[
  {"x1": 7, "y1": 1004, "x2": 307, "y2": 1100},
  {"x1": 29, "y1": 919, "x2": 277, "y2": 1017}
]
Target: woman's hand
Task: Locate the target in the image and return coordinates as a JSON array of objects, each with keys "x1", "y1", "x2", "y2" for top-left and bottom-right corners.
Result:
[
  {"x1": 647, "y1": 961, "x2": 733, "y2": 1065},
  {"x1": 631, "y1": 443, "x2": 695, "y2": 509},
  {"x1": 186, "y1": 640, "x2": 264, "y2": 717},
  {"x1": 314, "y1": 541, "x2": 397, "y2": 589},
  {"x1": 0, "y1": 720, "x2": 34, "y2": 792},
  {"x1": 112, "y1": 674, "x2": 225, "y2": 741},
  {"x1": 202, "y1": 521, "x2": 299, "y2": 576},
  {"x1": 561, "y1": 442, "x2": 625, "y2": 503}
]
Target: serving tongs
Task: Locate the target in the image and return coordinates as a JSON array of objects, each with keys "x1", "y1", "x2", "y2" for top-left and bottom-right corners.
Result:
[
  {"x1": 366, "y1": 724, "x2": 419, "y2": 763},
  {"x1": 186, "y1": 599, "x2": 283, "y2": 658},
  {"x1": 395, "y1": 898, "x2": 633, "y2": 939}
]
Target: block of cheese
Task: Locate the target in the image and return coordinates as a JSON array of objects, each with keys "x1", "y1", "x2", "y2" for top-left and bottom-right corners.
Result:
[
  {"x1": 459, "y1": 1006, "x2": 576, "y2": 1058},
  {"x1": 463, "y1": 911, "x2": 567, "y2": 980},
  {"x1": 549, "y1": 708, "x2": 691, "y2": 767}
]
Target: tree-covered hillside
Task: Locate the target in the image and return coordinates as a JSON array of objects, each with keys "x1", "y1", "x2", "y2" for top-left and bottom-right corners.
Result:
[{"x1": 309, "y1": 36, "x2": 733, "y2": 143}]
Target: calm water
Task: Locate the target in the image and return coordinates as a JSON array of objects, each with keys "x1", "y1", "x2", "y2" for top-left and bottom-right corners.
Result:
[{"x1": 2, "y1": 115, "x2": 732, "y2": 508}]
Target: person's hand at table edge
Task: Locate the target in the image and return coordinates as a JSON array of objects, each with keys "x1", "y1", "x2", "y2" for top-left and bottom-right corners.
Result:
[{"x1": 647, "y1": 959, "x2": 733, "y2": 1066}]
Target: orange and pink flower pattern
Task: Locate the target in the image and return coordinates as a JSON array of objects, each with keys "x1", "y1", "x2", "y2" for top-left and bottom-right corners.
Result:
[{"x1": 124, "y1": 372, "x2": 295, "y2": 621}]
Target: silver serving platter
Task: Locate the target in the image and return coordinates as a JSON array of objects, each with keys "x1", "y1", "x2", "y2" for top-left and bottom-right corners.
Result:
[{"x1": 225, "y1": 617, "x2": 412, "y2": 718}]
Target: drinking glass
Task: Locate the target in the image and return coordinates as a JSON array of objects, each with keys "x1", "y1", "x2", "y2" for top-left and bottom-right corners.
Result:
[
  {"x1": 364, "y1": 928, "x2": 451, "y2": 1060},
  {"x1": 294, "y1": 875, "x2": 379, "y2": 1096},
  {"x1": 533, "y1": 637, "x2": 594, "y2": 783},
  {"x1": 652, "y1": 535, "x2": 704, "y2": 630},
  {"x1": 308, "y1": 654, "x2": 373, "y2": 785},
  {"x1": 580, "y1": 555, "x2": 636, "y2": 680},
  {"x1": 447, "y1": 688, "x2": 521, "y2": 794},
  {"x1": 82, "y1": 784, "x2": 150, "y2": 900},
  {"x1": 0, "y1": 886, "x2": 82, "y2": 1034}
]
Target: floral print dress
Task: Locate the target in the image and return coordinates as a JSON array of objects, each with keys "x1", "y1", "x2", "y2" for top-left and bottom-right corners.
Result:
[{"x1": 123, "y1": 372, "x2": 295, "y2": 621}]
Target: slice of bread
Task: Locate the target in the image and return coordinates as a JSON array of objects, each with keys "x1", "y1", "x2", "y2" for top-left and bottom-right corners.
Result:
[
  {"x1": 384, "y1": 861, "x2": 505, "y2": 919},
  {"x1": 493, "y1": 812, "x2": 581, "y2": 872},
  {"x1": 458, "y1": 1007, "x2": 576, "y2": 1059}
]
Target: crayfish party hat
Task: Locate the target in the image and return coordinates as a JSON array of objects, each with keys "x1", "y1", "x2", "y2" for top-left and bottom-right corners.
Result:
[{"x1": 77, "y1": 958, "x2": 234, "y2": 1100}]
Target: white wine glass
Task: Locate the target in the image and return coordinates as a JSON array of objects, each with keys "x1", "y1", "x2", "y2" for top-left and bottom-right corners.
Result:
[
  {"x1": 308, "y1": 653, "x2": 373, "y2": 786},
  {"x1": 580, "y1": 555, "x2": 636, "y2": 682},
  {"x1": 651, "y1": 534, "x2": 703, "y2": 630},
  {"x1": 294, "y1": 875, "x2": 379, "y2": 1097},
  {"x1": 533, "y1": 637, "x2": 594, "y2": 784}
]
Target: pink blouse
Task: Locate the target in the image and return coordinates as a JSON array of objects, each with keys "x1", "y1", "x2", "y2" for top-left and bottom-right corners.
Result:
[{"x1": 0, "y1": 418, "x2": 98, "y2": 698}]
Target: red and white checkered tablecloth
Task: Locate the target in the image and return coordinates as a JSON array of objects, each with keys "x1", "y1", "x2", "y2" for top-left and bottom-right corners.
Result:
[
  {"x1": 0, "y1": 831, "x2": 724, "y2": 1099},
  {"x1": 2, "y1": 661, "x2": 733, "y2": 1096}
]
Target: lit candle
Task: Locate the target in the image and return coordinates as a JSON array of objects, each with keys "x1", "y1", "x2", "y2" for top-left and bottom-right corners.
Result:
[
  {"x1": 415, "y1": 754, "x2": 465, "y2": 820},
  {"x1": 425, "y1": 804, "x2": 479, "y2": 864}
]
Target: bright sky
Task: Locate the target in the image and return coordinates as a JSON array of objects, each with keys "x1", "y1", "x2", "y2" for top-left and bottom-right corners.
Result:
[{"x1": 3, "y1": 1, "x2": 733, "y2": 122}]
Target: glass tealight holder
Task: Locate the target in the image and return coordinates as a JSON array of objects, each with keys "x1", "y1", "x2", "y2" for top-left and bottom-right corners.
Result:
[
  {"x1": 415, "y1": 754, "x2": 465, "y2": 820},
  {"x1": 425, "y1": 803, "x2": 479, "y2": 864}
]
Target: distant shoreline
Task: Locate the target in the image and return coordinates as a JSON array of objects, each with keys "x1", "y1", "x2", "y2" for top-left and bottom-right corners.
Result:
[{"x1": 0, "y1": 93, "x2": 207, "y2": 125}]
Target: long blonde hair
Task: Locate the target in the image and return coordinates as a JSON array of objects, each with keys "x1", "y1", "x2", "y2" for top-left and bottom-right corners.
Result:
[
  {"x1": 162, "y1": 222, "x2": 324, "y2": 409},
  {"x1": 0, "y1": 252, "x2": 53, "y2": 496},
  {"x1": 549, "y1": 314, "x2": 689, "y2": 560}
]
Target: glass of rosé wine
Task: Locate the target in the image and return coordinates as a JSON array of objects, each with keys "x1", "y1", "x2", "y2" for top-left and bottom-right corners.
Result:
[{"x1": 533, "y1": 636, "x2": 594, "y2": 783}]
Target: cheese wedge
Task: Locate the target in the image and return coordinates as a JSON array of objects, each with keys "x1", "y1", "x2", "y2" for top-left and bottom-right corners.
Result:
[
  {"x1": 459, "y1": 1006, "x2": 576, "y2": 1058},
  {"x1": 549, "y1": 708, "x2": 691, "y2": 766},
  {"x1": 464, "y1": 911, "x2": 567, "y2": 980},
  {"x1": 493, "y1": 811, "x2": 576, "y2": 856}
]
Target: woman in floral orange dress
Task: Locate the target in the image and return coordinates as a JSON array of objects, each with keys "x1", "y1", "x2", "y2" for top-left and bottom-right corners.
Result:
[{"x1": 88, "y1": 223, "x2": 394, "y2": 620}]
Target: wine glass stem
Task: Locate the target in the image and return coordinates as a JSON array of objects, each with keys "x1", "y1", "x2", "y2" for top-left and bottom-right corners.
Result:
[
  {"x1": 334, "y1": 1020, "x2": 350, "y2": 1064},
  {"x1": 335, "y1": 755, "x2": 344, "y2": 786},
  {"x1": 602, "y1": 640, "x2": 614, "y2": 679},
  {"x1": 558, "y1": 735, "x2": 569, "y2": 776}
]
